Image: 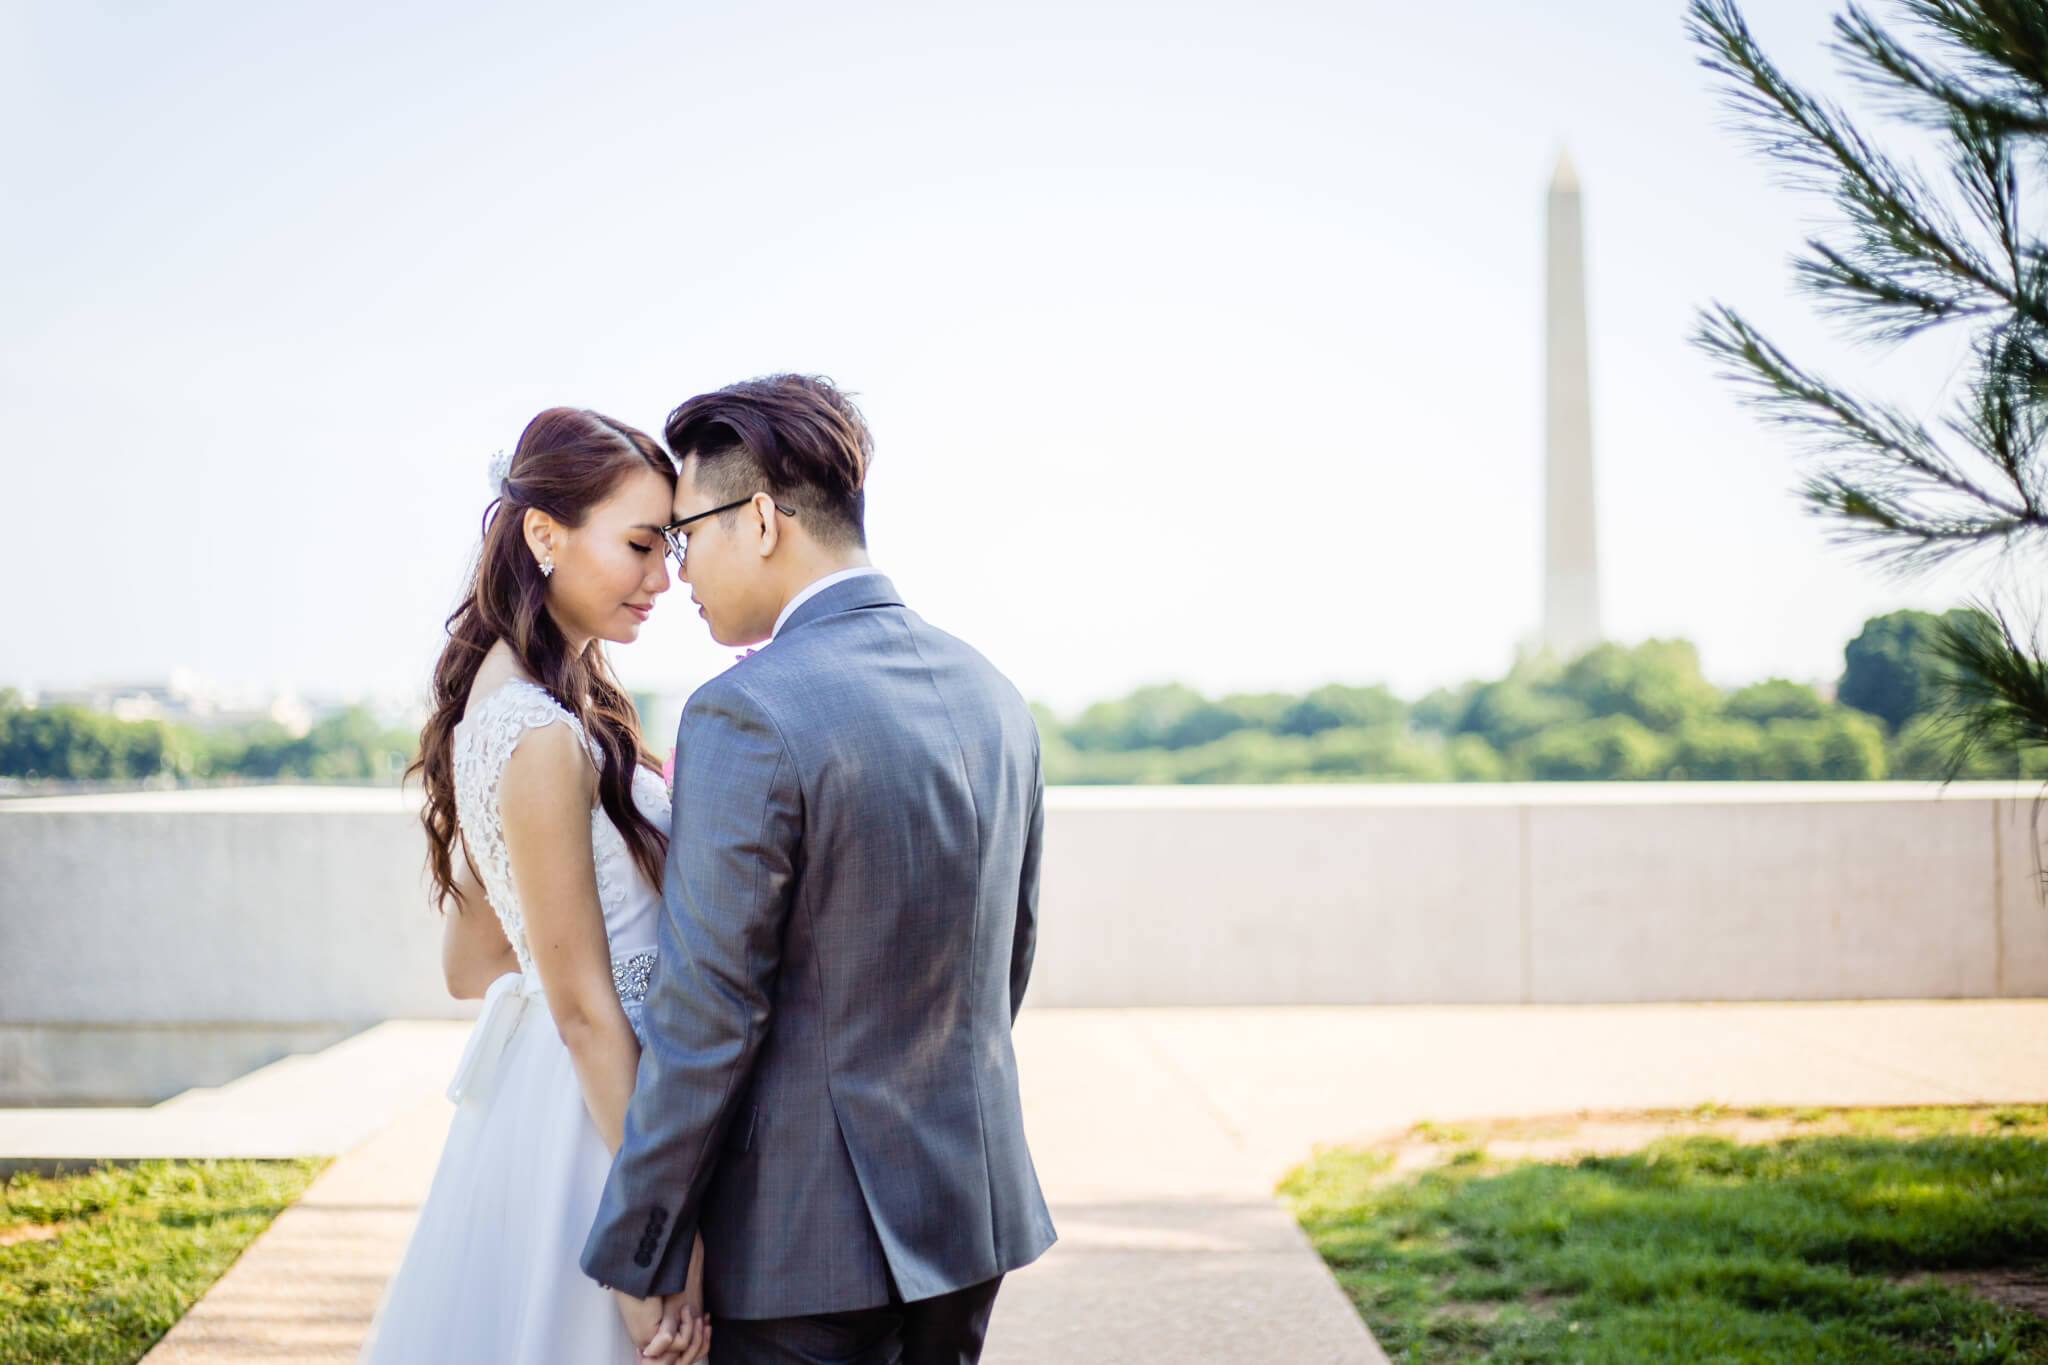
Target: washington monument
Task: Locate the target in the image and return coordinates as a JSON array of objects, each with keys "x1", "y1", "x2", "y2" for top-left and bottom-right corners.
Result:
[{"x1": 1542, "y1": 149, "x2": 1602, "y2": 660}]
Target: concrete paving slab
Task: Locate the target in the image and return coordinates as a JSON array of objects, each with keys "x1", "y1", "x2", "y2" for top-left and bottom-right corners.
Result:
[
  {"x1": 988, "y1": 1201, "x2": 1387, "y2": 1364},
  {"x1": 1012, "y1": 1009, "x2": 1265, "y2": 1200},
  {"x1": 1719, "y1": 999, "x2": 2048, "y2": 1103}
]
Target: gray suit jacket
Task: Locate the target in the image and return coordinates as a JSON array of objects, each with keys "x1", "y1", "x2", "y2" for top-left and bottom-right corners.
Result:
[{"x1": 581, "y1": 574, "x2": 1056, "y2": 1318}]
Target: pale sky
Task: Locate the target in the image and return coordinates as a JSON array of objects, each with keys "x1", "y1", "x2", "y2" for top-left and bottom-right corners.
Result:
[{"x1": 1, "y1": 0, "x2": 1997, "y2": 714}]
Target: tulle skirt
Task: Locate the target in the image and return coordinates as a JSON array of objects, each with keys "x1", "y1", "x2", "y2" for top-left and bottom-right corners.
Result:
[{"x1": 358, "y1": 988, "x2": 642, "y2": 1365}]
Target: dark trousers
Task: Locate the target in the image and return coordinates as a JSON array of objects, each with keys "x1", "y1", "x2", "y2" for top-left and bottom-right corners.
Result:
[{"x1": 711, "y1": 1275, "x2": 1003, "y2": 1365}]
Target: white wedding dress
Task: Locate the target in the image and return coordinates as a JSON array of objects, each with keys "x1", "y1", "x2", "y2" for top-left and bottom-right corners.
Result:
[{"x1": 359, "y1": 677, "x2": 669, "y2": 1365}]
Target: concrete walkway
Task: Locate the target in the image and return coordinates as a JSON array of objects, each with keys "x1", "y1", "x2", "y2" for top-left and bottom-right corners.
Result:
[{"x1": 7, "y1": 1001, "x2": 2043, "y2": 1362}]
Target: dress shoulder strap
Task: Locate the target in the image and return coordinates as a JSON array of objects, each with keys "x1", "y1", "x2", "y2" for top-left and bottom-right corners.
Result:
[
  {"x1": 459, "y1": 678, "x2": 593, "y2": 773},
  {"x1": 450, "y1": 678, "x2": 596, "y2": 975}
]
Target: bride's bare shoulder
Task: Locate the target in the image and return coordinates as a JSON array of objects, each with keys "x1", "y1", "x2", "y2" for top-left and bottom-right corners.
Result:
[{"x1": 462, "y1": 642, "x2": 541, "y2": 724}]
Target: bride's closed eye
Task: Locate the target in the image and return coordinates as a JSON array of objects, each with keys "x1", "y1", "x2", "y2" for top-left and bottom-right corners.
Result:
[{"x1": 630, "y1": 541, "x2": 654, "y2": 554}]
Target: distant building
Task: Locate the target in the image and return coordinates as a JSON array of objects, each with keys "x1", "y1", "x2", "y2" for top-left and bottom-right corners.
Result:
[{"x1": 26, "y1": 669, "x2": 317, "y2": 737}]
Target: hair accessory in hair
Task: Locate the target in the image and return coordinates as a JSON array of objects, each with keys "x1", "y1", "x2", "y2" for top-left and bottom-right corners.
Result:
[{"x1": 486, "y1": 449, "x2": 514, "y2": 498}]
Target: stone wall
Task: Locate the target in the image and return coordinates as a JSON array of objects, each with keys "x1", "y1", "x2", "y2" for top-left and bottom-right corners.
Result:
[
  {"x1": 1028, "y1": 783, "x2": 2048, "y2": 1006},
  {"x1": 2, "y1": 782, "x2": 2040, "y2": 1102}
]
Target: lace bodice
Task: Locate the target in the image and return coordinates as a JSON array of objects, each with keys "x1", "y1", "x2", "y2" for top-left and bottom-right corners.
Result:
[{"x1": 451, "y1": 678, "x2": 669, "y2": 977}]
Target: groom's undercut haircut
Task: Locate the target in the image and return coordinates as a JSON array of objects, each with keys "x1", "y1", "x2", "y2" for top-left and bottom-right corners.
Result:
[{"x1": 666, "y1": 374, "x2": 873, "y2": 550}]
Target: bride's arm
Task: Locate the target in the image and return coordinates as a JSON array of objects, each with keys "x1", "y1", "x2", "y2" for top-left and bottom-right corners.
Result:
[
  {"x1": 498, "y1": 721, "x2": 641, "y2": 1152},
  {"x1": 440, "y1": 852, "x2": 520, "y2": 999}
]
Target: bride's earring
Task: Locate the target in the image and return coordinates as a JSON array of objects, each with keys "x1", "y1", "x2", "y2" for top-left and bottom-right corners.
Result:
[{"x1": 538, "y1": 555, "x2": 555, "y2": 579}]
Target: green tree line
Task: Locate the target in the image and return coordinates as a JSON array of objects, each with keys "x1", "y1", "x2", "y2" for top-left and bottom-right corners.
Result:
[
  {"x1": 0, "y1": 691, "x2": 416, "y2": 785},
  {"x1": 9, "y1": 607, "x2": 2042, "y2": 787},
  {"x1": 1035, "y1": 609, "x2": 2048, "y2": 785}
]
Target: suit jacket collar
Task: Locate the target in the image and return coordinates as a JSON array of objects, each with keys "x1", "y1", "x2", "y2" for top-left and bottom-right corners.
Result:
[{"x1": 775, "y1": 571, "x2": 904, "y2": 638}]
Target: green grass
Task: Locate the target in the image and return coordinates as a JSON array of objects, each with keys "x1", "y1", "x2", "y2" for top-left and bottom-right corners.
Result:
[
  {"x1": 1, "y1": 1159, "x2": 326, "y2": 1365},
  {"x1": 1283, "y1": 1118, "x2": 2048, "y2": 1364}
]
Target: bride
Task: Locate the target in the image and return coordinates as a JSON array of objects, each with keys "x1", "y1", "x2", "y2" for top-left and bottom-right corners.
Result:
[{"x1": 361, "y1": 408, "x2": 709, "y2": 1364}]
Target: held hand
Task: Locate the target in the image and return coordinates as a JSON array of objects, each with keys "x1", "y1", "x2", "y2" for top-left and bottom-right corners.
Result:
[
  {"x1": 649, "y1": 1231, "x2": 712, "y2": 1362},
  {"x1": 642, "y1": 1292, "x2": 711, "y2": 1364},
  {"x1": 611, "y1": 1288, "x2": 669, "y2": 1354}
]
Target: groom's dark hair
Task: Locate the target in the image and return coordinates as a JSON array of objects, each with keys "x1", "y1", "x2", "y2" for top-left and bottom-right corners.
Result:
[{"x1": 666, "y1": 374, "x2": 873, "y2": 549}]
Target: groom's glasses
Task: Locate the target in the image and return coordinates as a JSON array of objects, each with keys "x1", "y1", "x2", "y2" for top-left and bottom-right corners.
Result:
[{"x1": 659, "y1": 496, "x2": 798, "y2": 566}]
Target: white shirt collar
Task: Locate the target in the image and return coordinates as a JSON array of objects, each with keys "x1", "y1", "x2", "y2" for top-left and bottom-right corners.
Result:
[{"x1": 771, "y1": 566, "x2": 885, "y2": 641}]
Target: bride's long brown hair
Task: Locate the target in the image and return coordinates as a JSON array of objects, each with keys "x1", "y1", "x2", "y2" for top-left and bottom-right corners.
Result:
[{"x1": 409, "y1": 408, "x2": 674, "y2": 913}]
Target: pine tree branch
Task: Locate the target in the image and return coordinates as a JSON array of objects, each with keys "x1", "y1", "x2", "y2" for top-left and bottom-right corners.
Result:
[
  {"x1": 1697, "y1": 303, "x2": 2048, "y2": 566},
  {"x1": 1954, "y1": 322, "x2": 2048, "y2": 510},
  {"x1": 1793, "y1": 240, "x2": 1990, "y2": 340},
  {"x1": 1904, "y1": 0, "x2": 2048, "y2": 101},
  {"x1": 1800, "y1": 469, "x2": 2039, "y2": 570},
  {"x1": 1838, "y1": 4, "x2": 2048, "y2": 135},
  {"x1": 1924, "y1": 601, "x2": 2048, "y2": 897},
  {"x1": 1690, "y1": 0, "x2": 2043, "y2": 339},
  {"x1": 1699, "y1": 303, "x2": 2019, "y2": 499},
  {"x1": 1695, "y1": 1, "x2": 2048, "y2": 872},
  {"x1": 1928, "y1": 599, "x2": 2048, "y2": 773},
  {"x1": 1949, "y1": 105, "x2": 2027, "y2": 297}
]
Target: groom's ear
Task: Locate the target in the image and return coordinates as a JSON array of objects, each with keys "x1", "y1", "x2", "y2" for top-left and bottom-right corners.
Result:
[{"x1": 751, "y1": 492, "x2": 782, "y2": 559}]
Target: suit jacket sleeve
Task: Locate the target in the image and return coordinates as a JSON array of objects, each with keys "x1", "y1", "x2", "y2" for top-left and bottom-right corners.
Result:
[
  {"x1": 580, "y1": 673, "x2": 798, "y2": 1295},
  {"x1": 1010, "y1": 752, "x2": 1043, "y2": 1023}
]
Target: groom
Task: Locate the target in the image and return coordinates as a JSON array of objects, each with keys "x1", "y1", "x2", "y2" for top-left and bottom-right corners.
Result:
[{"x1": 582, "y1": 374, "x2": 1056, "y2": 1364}]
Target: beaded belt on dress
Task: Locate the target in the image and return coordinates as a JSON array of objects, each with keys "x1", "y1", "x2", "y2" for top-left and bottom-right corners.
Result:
[
  {"x1": 611, "y1": 950, "x2": 656, "y2": 1005},
  {"x1": 446, "y1": 950, "x2": 659, "y2": 1106}
]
